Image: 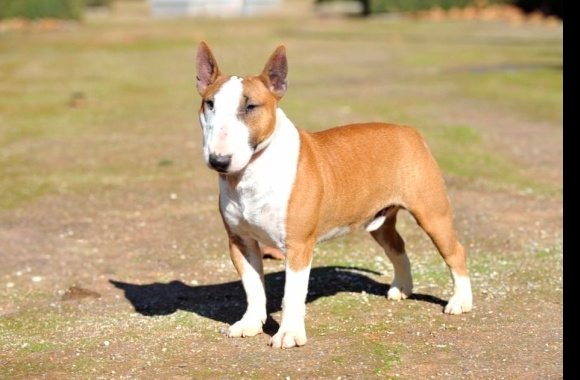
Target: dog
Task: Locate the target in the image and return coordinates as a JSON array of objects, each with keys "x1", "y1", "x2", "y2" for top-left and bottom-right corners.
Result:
[{"x1": 195, "y1": 41, "x2": 472, "y2": 348}]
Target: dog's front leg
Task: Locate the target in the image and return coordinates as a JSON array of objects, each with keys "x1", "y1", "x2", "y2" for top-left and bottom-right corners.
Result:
[
  {"x1": 270, "y1": 241, "x2": 314, "y2": 348},
  {"x1": 227, "y1": 235, "x2": 267, "y2": 338}
]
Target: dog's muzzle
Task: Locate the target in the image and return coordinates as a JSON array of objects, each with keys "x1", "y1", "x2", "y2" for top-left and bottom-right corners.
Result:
[{"x1": 208, "y1": 153, "x2": 232, "y2": 173}]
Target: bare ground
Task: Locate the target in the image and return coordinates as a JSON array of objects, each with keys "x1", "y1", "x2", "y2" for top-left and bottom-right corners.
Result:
[{"x1": 0, "y1": 3, "x2": 562, "y2": 379}]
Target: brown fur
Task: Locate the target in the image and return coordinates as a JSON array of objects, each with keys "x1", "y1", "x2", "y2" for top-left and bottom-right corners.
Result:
[{"x1": 284, "y1": 123, "x2": 468, "y2": 277}]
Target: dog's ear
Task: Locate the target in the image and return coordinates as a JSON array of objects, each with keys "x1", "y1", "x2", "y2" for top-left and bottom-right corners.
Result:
[
  {"x1": 196, "y1": 41, "x2": 221, "y2": 95},
  {"x1": 260, "y1": 45, "x2": 288, "y2": 99}
]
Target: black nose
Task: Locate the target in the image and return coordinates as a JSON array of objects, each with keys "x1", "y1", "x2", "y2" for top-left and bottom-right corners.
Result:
[{"x1": 208, "y1": 153, "x2": 232, "y2": 172}]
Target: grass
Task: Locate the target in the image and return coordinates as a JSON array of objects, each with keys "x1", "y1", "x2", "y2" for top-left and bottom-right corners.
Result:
[
  {"x1": 461, "y1": 68, "x2": 564, "y2": 123},
  {"x1": 1, "y1": 13, "x2": 563, "y2": 209},
  {"x1": 373, "y1": 344, "x2": 402, "y2": 376},
  {"x1": 429, "y1": 124, "x2": 540, "y2": 191}
]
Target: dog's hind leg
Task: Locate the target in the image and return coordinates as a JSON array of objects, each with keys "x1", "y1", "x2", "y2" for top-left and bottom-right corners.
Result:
[
  {"x1": 226, "y1": 235, "x2": 267, "y2": 338},
  {"x1": 411, "y1": 199, "x2": 473, "y2": 315},
  {"x1": 370, "y1": 206, "x2": 413, "y2": 301}
]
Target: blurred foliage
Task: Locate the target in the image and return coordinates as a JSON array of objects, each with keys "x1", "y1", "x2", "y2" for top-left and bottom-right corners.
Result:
[
  {"x1": 0, "y1": 0, "x2": 114, "y2": 20},
  {"x1": 370, "y1": 0, "x2": 514, "y2": 12},
  {"x1": 315, "y1": 0, "x2": 561, "y2": 17},
  {"x1": 84, "y1": 0, "x2": 114, "y2": 7},
  {"x1": 0, "y1": 0, "x2": 83, "y2": 20}
]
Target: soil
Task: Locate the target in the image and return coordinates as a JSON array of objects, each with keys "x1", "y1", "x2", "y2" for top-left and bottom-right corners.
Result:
[{"x1": 0, "y1": 3, "x2": 562, "y2": 379}]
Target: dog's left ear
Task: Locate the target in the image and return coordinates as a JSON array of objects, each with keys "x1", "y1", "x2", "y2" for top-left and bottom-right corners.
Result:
[
  {"x1": 196, "y1": 41, "x2": 221, "y2": 95},
  {"x1": 260, "y1": 45, "x2": 288, "y2": 99}
]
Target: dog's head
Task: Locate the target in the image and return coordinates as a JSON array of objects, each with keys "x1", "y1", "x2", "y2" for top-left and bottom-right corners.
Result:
[{"x1": 195, "y1": 41, "x2": 288, "y2": 175}]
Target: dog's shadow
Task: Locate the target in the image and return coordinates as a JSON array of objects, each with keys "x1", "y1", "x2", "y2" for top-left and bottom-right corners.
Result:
[{"x1": 110, "y1": 266, "x2": 446, "y2": 335}]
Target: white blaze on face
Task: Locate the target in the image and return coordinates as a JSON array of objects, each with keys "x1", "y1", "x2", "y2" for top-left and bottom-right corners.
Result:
[{"x1": 199, "y1": 76, "x2": 255, "y2": 173}]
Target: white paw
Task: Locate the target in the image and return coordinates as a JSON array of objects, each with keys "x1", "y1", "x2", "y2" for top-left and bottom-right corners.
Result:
[
  {"x1": 227, "y1": 316, "x2": 264, "y2": 338},
  {"x1": 387, "y1": 280, "x2": 412, "y2": 301},
  {"x1": 444, "y1": 293, "x2": 473, "y2": 314},
  {"x1": 269, "y1": 326, "x2": 307, "y2": 348},
  {"x1": 444, "y1": 274, "x2": 472, "y2": 314}
]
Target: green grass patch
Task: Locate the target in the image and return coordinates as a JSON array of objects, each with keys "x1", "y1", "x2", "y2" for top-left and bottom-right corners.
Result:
[
  {"x1": 373, "y1": 342, "x2": 402, "y2": 376},
  {"x1": 458, "y1": 68, "x2": 563, "y2": 123},
  {"x1": 428, "y1": 124, "x2": 552, "y2": 194},
  {"x1": 432, "y1": 124, "x2": 509, "y2": 178}
]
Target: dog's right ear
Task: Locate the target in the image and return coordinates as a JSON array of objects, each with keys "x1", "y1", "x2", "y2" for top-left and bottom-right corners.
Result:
[{"x1": 196, "y1": 41, "x2": 221, "y2": 95}]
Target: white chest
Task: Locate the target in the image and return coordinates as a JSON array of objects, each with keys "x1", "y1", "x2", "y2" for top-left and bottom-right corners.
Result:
[{"x1": 219, "y1": 110, "x2": 300, "y2": 250}]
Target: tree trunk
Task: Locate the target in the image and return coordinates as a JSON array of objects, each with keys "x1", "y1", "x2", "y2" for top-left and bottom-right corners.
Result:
[{"x1": 360, "y1": 0, "x2": 371, "y2": 16}]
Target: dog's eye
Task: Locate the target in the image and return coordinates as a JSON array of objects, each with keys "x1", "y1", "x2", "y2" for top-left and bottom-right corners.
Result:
[
  {"x1": 205, "y1": 99, "x2": 214, "y2": 110},
  {"x1": 245, "y1": 104, "x2": 258, "y2": 114}
]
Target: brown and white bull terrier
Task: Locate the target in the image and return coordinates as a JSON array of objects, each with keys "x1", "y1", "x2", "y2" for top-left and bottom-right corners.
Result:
[{"x1": 195, "y1": 41, "x2": 472, "y2": 348}]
